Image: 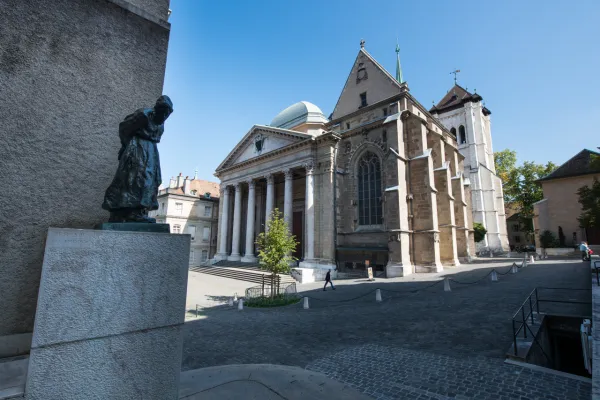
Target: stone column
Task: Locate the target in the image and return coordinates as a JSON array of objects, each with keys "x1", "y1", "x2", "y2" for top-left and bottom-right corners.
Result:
[
  {"x1": 303, "y1": 162, "x2": 315, "y2": 261},
  {"x1": 228, "y1": 183, "x2": 242, "y2": 261},
  {"x1": 216, "y1": 186, "x2": 230, "y2": 260},
  {"x1": 242, "y1": 179, "x2": 257, "y2": 262},
  {"x1": 265, "y1": 173, "x2": 275, "y2": 229},
  {"x1": 283, "y1": 169, "x2": 293, "y2": 229}
]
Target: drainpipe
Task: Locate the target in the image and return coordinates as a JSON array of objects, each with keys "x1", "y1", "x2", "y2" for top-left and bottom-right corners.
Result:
[{"x1": 332, "y1": 136, "x2": 340, "y2": 271}]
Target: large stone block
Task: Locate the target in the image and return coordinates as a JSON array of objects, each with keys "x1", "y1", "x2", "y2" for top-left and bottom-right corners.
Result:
[{"x1": 25, "y1": 228, "x2": 189, "y2": 400}]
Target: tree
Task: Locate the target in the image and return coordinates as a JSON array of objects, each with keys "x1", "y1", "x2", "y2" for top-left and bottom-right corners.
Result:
[
  {"x1": 494, "y1": 149, "x2": 518, "y2": 203},
  {"x1": 255, "y1": 209, "x2": 298, "y2": 297},
  {"x1": 473, "y1": 222, "x2": 487, "y2": 243},
  {"x1": 539, "y1": 230, "x2": 558, "y2": 248},
  {"x1": 577, "y1": 178, "x2": 600, "y2": 228}
]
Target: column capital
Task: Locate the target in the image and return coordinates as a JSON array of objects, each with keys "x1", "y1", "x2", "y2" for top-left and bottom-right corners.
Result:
[
  {"x1": 246, "y1": 178, "x2": 255, "y2": 189},
  {"x1": 266, "y1": 173, "x2": 275, "y2": 185},
  {"x1": 284, "y1": 168, "x2": 294, "y2": 180},
  {"x1": 233, "y1": 182, "x2": 242, "y2": 191},
  {"x1": 303, "y1": 160, "x2": 315, "y2": 174},
  {"x1": 220, "y1": 185, "x2": 231, "y2": 196}
]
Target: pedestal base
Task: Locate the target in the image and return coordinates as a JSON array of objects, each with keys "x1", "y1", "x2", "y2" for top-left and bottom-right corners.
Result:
[
  {"x1": 385, "y1": 262, "x2": 412, "y2": 278},
  {"x1": 25, "y1": 228, "x2": 189, "y2": 400},
  {"x1": 241, "y1": 255, "x2": 258, "y2": 263},
  {"x1": 95, "y1": 222, "x2": 170, "y2": 233},
  {"x1": 227, "y1": 254, "x2": 241, "y2": 262}
]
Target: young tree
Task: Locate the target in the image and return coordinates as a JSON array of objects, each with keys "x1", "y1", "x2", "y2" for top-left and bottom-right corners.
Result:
[
  {"x1": 494, "y1": 149, "x2": 518, "y2": 204},
  {"x1": 255, "y1": 209, "x2": 298, "y2": 297},
  {"x1": 577, "y1": 178, "x2": 600, "y2": 229},
  {"x1": 514, "y1": 161, "x2": 557, "y2": 230}
]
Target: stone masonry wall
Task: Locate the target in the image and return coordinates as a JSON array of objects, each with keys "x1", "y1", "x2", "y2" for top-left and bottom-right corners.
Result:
[{"x1": 0, "y1": 0, "x2": 170, "y2": 352}]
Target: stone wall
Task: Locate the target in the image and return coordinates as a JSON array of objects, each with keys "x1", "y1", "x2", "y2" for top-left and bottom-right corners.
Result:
[{"x1": 0, "y1": 0, "x2": 170, "y2": 356}]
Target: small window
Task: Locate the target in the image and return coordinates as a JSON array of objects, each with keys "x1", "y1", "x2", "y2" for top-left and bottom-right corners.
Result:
[
  {"x1": 382, "y1": 130, "x2": 387, "y2": 143},
  {"x1": 188, "y1": 225, "x2": 196, "y2": 240},
  {"x1": 514, "y1": 236, "x2": 521, "y2": 243},
  {"x1": 204, "y1": 206, "x2": 211, "y2": 217},
  {"x1": 360, "y1": 92, "x2": 367, "y2": 108},
  {"x1": 201, "y1": 250, "x2": 208, "y2": 262},
  {"x1": 450, "y1": 127, "x2": 456, "y2": 136},
  {"x1": 175, "y1": 202, "x2": 183, "y2": 215},
  {"x1": 513, "y1": 224, "x2": 519, "y2": 232},
  {"x1": 458, "y1": 125, "x2": 466, "y2": 144},
  {"x1": 346, "y1": 122, "x2": 351, "y2": 130},
  {"x1": 189, "y1": 250, "x2": 195, "y2": 263},
  {"x1": 161, "y1": 203, "x2": 165, "y2": 211},
  {"x1": 172, "y1": 224, "x2": 181, "y2": 234},
  {"x1": 203, "y1": 227, "x2": 210, "y2": 242},
  {"x1": 190, "y1": 190, "x2": 197, "y2": 195},
  {"x1": 382, "y1": 107, "x2": 388, "y2": 117}
]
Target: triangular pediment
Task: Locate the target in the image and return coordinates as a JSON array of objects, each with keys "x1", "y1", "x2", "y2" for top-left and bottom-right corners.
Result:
[
  {"x1": 331, "y1": 49, "x2": 403, "y2": 121},
  {"x1": 215, "y1": 125, "x2": 312, "y2": 172}
]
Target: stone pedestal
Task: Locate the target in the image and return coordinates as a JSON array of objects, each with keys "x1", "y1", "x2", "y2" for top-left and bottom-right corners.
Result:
[{"x1": 25, "y1": 228, "x2": 190, "y2": 400}]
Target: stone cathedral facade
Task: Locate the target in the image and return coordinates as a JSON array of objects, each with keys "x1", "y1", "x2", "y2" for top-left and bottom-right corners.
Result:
[{"x1": 213, "y1": 45, "x2": 476, "y2": 280}]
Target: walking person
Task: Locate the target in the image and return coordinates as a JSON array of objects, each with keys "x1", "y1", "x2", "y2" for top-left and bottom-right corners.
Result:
[
  {"x1": 323, "y1": 270, "x2": 335, "y2": 291},
  {"x1": 580, "y1": 241, "x2": 591, "y2": 261}
]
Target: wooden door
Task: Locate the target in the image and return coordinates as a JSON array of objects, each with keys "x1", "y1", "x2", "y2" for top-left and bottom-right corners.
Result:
[{"x1": 292, "y1": 211, "x2": 303, "y2": 260}]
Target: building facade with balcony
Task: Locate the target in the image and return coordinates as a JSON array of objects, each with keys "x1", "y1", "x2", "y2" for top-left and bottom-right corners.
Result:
[{"x1": 149, "y1": 174, "x2": 220, "y2": 265}]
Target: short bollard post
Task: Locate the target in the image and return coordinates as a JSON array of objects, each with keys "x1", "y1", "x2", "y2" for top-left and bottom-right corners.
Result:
[
  {"x1": 228, "y1": 297, "x2": 234, "y2": 307},
  {"x1": 303, "y1": 297, "x2": 310, "y2": 309},
  {"x1": 237, "y1": 299, "x2": 244, "y2": 311},
  {"x1": 491, "y1": 270, "x2": 498, "y2": 282},
  {"x1": 511, "y1": 264, "x2": 518, "y2": 274},
  {"x1": 376, "y1": 288, "x2": 382, "y2": 302},
  {"x1": 505, "y1": 252, "x2": 511, "y2": 258},
  {"x1": 233, "y1": 293, "x2": 238, "y2": 303},
  {"x1": 529, "y1": 255, "x2": 535, "y2": 264},
  {"x1": 489, "y1": 250, "x2": 494, "y2": 258},
  {"x1": 443, "y1": 277, "x2": 451, "y2": 292}
]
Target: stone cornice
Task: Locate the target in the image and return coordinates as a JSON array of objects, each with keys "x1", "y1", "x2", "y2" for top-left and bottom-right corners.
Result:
[{"x1": 107, "y1": 0, "x2": 171, "y2": 30}]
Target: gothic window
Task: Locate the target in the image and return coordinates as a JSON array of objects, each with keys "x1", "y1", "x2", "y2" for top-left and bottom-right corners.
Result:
[
  {"x1": 458, "y1": 125, "x2": 466, "y2": 144},
  {"x1": 360, "y1": 92, "x2": 367, "y2": 108},
  {"x1": 450, "y1": 127, "x2": 457, "y2": 137},
  {"x1": 357, "y1": 152, "x2": 383, "y2": 226}
]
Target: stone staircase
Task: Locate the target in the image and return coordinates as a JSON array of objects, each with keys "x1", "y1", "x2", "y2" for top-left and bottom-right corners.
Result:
[{"x1": 190, "y1": 261, "x2": 296, "y2": 285}]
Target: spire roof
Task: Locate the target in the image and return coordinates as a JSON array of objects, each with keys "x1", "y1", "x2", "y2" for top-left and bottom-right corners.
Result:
[
  {"x1": 430, "y1": 84, "x2": 484, "y2": 114},
  {"x1": 395, "y1": 42, "x2": 403, "y2": 84}
]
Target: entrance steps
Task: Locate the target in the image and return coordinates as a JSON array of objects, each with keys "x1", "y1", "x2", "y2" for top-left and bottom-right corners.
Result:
[{"x1": 190, "y1": 261, "x2": 295, "y2": 285}]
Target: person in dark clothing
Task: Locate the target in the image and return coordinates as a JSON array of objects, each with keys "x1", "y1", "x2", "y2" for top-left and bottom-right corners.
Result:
[{"x1": 323, "y1": 270, "x2": 335, "y2": 291}]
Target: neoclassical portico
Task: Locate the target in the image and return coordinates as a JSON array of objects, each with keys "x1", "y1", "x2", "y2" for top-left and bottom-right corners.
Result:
[{"x1": 215, "y1": 161, "x2": 317, "y2": 267}]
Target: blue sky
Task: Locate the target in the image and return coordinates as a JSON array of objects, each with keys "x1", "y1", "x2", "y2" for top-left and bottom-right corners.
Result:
[{"x1": 160, "y1": 0, "x2": 599, "y2": 183}]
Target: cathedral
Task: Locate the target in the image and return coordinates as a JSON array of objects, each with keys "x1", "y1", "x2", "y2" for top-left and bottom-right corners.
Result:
[{"x1": 212, "y1": 42, "x2": 503, "y2": 281}]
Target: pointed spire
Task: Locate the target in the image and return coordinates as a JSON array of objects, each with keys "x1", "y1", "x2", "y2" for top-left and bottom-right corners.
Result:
[{"x1": 395, "y1": 41, "x2": 403, "y2": 84}]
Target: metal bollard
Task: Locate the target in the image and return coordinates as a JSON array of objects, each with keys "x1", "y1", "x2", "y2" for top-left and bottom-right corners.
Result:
[
  {"x1": 511, "y1": 264, "x2": 518, "y2": 274},
  {"x1": 443, "y1": 277, "x2": 451, "y2": 292},
  {"x1": 376, "y1": 288, "x2": 382, "y2": 302},
  {"x1": 228, "y1": 297, "x2": 234, "y2": 307},
  {"x1": 491, "y1": 270, "x2": 498, "y2": 282},
  {"x1": 237, "y1": 299, "x2": 244, "y2": 311},
  {"x1": 303, "y1": 297, "x2": 310, "y2": 309},
  {"x1": 529, "y1": 255, "x2": 535, "y2": 264},
  {"x1": 233, "y1": 293, "x2": 238, "y2": 303}
]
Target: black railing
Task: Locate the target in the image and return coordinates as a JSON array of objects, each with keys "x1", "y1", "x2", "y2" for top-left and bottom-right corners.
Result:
[
  {"x1": 593, "y1": 260, "x2": 600, "y2": 286},
  {"x1": 512, "y1": 287, "x2": 592, "y2": 358}
]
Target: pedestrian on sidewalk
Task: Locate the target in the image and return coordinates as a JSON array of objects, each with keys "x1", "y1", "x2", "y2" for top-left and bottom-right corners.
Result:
[
  {"x1": 323, "y1": 270, "x2": 335, "y2": 291},
  {"x1": 580, "y1": 241, "x2": 591, "y2": 261}
]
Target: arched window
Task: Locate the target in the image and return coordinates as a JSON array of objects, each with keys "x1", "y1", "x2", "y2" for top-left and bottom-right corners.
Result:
[
  {"x1": 450, "y1": 127, "x2": 456, "y2": 136},
  {"x1": 458, "y1": 125, "x2": 466, "y2": 144},
  {"x1": 357, "y1": 152, "x2": 383, "y2": 226}
]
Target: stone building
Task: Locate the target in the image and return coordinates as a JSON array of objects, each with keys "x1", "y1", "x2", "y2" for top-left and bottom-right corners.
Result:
[
  {"x1": 506, "y1": 213, "x2": 535, "y2": 250},
  {"x1": 0, "y1": 0, "x2": 171, "y2": 358},
  {"x1": 149, "y1": 173, "x2": 220, "y2": 264},
  {"x1": 212, "y1": 43, "x2": 475, "y2": 280},
  {"x1": 431, "y1": 85, "x2": 509, "y2": 253},
  {"x1": 533, "y1": 149, "x2": 600, "y2": 249}
]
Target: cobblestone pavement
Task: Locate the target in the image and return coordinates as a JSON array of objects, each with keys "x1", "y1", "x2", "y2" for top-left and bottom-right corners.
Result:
[{"x1": 182, "y1": 258, "x2": 592, "y2": 399}]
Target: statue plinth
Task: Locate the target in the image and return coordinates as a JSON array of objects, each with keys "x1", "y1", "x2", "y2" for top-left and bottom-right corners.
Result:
[{"x1": 95, "y1": 222, "x2": 170, "y2": 233}]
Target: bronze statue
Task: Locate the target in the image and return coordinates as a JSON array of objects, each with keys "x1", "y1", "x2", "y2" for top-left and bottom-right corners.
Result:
[{"x1": 102, "y1": 95, "x2": 174, "y2": 223}]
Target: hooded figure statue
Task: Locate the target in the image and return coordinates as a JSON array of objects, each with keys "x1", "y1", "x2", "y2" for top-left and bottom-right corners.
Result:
[{"x1": 102, "y1": 95, "x2": 174, "y2": 223}]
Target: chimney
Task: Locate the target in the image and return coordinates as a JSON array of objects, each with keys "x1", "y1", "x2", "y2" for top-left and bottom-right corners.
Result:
[
  {"x1": 183, "y1": 176, "x2": 191, "y2": 195},
  {"x1": 169, "y1": 176, "x2": 176, "y2": 189},
  {"x1": 177, "y1": 172, "x2": 184, "y2": 188}
]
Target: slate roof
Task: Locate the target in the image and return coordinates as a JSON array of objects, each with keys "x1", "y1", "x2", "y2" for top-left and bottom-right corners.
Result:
[
  {"x1": 538, "y1": 149, "x2": 600, "y2": 182},
  {"x1": 430, "y1": 84, "x2": 487, "y2": 114}
]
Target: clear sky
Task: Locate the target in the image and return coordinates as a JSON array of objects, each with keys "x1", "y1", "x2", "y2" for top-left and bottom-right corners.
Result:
[{"x1": 160, "y1": 0, "x2": 599, "y2": 183}]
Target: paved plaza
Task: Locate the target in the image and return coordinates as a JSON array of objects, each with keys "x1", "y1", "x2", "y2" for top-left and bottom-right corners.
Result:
[{"x1": 182, "y1": 258, "x2": 592, "y2": 399}]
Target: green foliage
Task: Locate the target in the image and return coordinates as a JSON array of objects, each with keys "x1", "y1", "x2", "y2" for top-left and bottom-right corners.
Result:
[
  {"x1": 590, "y1": 154, "x2": 600, "y2": 171},
  {"x1": 245, "y1": 294, "x2": 300, "y2": 308},
  {"x1": 577, "y1": 178, "x2": 600, "y2": 228},
  {"x1": 494, "y1": 148, "x2": 558, "y2": 232},
  {"x1": 473, "y1": 222, "x2": 487, "y2": 243},
  {"x1": 255, "y1": 208, "x2": 298, "y2": 278},
  {"x1": 539, "y1": 230, "x2": 559, "y2": 248}
]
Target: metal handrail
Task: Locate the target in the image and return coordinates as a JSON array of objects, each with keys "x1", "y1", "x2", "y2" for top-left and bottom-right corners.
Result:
[{"x1": 511, "y1": 287, "x2": 591, "y2": 358}]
